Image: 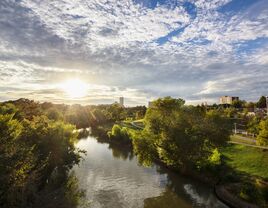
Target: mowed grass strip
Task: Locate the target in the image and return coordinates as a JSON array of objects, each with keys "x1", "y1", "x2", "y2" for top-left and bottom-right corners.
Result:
[
  {"x1": 230, "y1": 135, "x2": 256, "y2": 145},
  {"x1": 221, "y1": 144, "x2": 268, "y2": 180}
]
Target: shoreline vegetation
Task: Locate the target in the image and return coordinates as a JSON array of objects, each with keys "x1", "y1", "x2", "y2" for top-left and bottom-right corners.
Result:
[
  {"x1": 91, "y1": 97, "x2": 268, "y2": 208},
  {"x1": 1, "y1": 97, "x2": 268, "y2": 207}
]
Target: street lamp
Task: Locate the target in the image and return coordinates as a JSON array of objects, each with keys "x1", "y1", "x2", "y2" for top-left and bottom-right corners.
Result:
[{"x1": 266, "y1": 96, "x2": 268, "y2": 116}]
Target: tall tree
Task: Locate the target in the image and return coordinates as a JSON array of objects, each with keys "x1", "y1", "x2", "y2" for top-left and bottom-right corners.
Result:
[
  {"x1": 256, "y1": 96, "x2": 267, "y2": 108},
  {"x1": 132, "y1": 97, "x2": 232, "y2": 171},
  {"x1": 257, "y1": 119, "x2": 268, "y2": 146}
]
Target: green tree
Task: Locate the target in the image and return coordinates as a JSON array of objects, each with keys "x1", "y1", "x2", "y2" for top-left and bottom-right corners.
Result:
[
  {"x1": 232, "y1": 100, "x2": 245, "y2": 109},
  {"x1": 0, "y1": 104, "x2": 84, "y2": 207},
  {"x1": 0, "y1": 110, "x2": 37, "y2": 206},
  {"x1": 245, "y1": 102, "x2": 255, "y2": 109},
  {"x1": 257, "y1": 119, "x2": 268, "y2": 146},
  {"x1": 46, "y1": 107, "x2": 63, "y2": 121},
  {"x1": 247, "y1": 116, "x2": 260, "y2": 136},
  {"x1": 108, "y1": 124, "x2": 131, "y2": 143},
  {"x1": 224, "y1": 107, "x2": 237, "y2": 118},
  {"x1": 132, "y1": 97, "x2": 231, "y2": 171},
  {"x1": 256, "y1": 96, "x2": 267, "y2": 108}
]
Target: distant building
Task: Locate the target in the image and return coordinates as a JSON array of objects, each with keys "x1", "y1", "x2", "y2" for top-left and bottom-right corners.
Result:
[
  {"x1": 219, "y1": 96, "x2": 239, "y2": 105},
  {"x1": 119, "y1": 97, "x2": 124, "y2": 107},
  {"x1": 148, "y1": 101, "x2": 154, "y2": 108},
  {"x1": 201, "y1": 101, "x2": 208, "y2": 106}
]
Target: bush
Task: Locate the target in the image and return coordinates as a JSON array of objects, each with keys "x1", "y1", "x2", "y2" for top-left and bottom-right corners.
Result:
[
  {"x1": 257, "y1": 119, "x2": 268, "y2": 146},
  {"x1": 0, "y1": 104, "x2": 84, "y2": 207},
  {"x1": 108, "y1": 124, "x2": 131, "y2": 143},
  {"x1": 209, "y1": 148, "x2": 221, "y2": 166}
]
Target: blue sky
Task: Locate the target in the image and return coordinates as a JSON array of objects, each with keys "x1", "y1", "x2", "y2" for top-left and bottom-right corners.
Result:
[{"x1": 0, "y1": 0, "x2": 268, "y2": 106}]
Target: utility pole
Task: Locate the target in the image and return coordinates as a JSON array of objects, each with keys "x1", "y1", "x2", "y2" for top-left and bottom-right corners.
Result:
[
  {"x1": 234, "y1": 123, "x2": 237, "y2": 134},
  {"x1": 266, "y1": 96, "x2": 268, "y2": 116}
]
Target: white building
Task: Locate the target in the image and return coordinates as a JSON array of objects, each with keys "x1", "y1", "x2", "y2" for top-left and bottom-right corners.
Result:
[
  {"x1": 119, "y1": 97, "x2": 124, "y2": 106},
  {"x1": 148, "y1": 101, "x2": 154, "y2": 108},
  {"x1": 219, "y1": 96, "x2": 239, "y2": 105}
]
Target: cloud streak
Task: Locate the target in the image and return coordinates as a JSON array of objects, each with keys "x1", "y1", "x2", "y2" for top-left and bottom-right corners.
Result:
[{"x1": 0, "y1": 0, "x2": 268, "y2": 105}]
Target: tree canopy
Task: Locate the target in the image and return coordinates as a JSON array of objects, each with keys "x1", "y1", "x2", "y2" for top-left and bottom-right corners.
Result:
[
  {"x1": 132, "y1": 97, "x2": 232, "y2": 171},
  {"x1": 0, "y1": 103, "x2": 84, "y2": 207}
]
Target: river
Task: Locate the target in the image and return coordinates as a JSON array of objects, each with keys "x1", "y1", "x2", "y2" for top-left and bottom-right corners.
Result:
[{"x1": 73, "y1": 136, "x2": 228, "y2": 208}]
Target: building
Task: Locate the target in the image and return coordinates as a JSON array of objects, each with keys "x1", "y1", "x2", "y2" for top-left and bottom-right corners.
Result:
[
  {"x1": 119, "y1": 97, "x2": 124, "y2": 107},
  {"x1": 219, "y1": 96, "x2": 239, "y2": 105},
  {"x1": 148, "y1": 101, "x2": 154, "y2": 108}
]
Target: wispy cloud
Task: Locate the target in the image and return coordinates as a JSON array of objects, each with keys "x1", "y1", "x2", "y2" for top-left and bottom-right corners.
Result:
[{"x1": 0, "y1": 0, "x2": 268, "y2": 105}]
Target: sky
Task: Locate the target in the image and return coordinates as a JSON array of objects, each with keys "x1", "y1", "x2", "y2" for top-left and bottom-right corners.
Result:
[{"x1": 0, "y1": 0, "x2": 268, "y2": 106}]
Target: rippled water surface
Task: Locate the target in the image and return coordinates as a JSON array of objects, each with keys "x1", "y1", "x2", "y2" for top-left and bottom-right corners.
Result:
[{"x1": 74, "y1": 136, "x2": 228, "y2": 208}]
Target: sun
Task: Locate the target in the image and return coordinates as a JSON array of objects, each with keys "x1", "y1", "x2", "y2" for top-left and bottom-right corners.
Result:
[{"x1": 61, "y1": 79, "x2": 88, "y2": 98}]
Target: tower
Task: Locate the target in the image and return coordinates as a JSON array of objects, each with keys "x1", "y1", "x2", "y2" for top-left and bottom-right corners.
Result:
[{"x1": 119, "y1": 97, "x2": 124, "y2": 107}]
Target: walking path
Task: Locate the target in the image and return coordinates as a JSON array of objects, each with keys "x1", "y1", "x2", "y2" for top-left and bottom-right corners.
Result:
[{"x1": 130, "y1": 121, "x2": 144, "y2": 129}]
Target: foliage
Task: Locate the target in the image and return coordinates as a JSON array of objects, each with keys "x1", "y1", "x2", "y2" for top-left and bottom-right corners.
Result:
[
  {"x1": 257, "y1": 119, "x2": 268, "y2": 146},
  {"x1": 256, "y1": 96, "x2": 267, "y2": 108},
  {"x1": 209, "y1": 148, "x2": 221, "y2": 166},
  {"x1": 239, "y1": 182, "x2": 262, "y2": 204},
  {"x1": 247, "y1": 116, "x2": 260, "y2": 136},
  {"x1": 3, "y1": 99, "x2": 147, "y2": 131},
  {"x1": 232, "y1": 100, "x2": 245, "y2": 108},
  {"x1": 108, "y1": 124, "x2": 131, "y2": 143},
  {"x1": 132, "y1": 97, "x2": 232, "y2": 172},
  {"x1": 223, "y1": 107, "x2": 237, "y2": 118},
  {"x1": 0, "y1": 103, "x2": 84, "y2": 207},
  {"x1": 46, "y1": 107, "x2": 64, "y2": 121}
]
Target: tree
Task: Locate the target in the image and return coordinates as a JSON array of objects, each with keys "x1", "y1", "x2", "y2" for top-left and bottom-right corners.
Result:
[
  {"x1": 232, "y1": 100, "x2": 245, "y2": 109},
  {"x1": 245, "y1": 102, "x2": 255, "y2": 109},
  {"x1": 108, "y1": 124, "x2": 131, "y2": 143},
  {"x1": 257, "y1": 119, "x2": 268, "y2": 146},
  {"x1": 0, "y1": 108, "x2": 37, "y2": 206},
  {"x1": 224, "y1": 107, "x2": 237, "y2": 118},
  {"x1": 247, "y1": 116, "x2": 260, "y2": 136},
  {"x1": 0, "y1": 103, "x2": 84, "y2": 207},
  {"x1": 46, "y1": 107, "x2": 63, "y2": 121},
  {"x1": 256, "y1": 96, "x2": 267, "y2": 108},
  {"x1": 132, "y1": 97, "x2": 232, "y2": 172}
]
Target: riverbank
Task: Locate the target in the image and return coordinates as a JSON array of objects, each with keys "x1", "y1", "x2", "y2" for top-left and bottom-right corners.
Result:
[
  {"x1": 89, "y1": 123, "x2": 268, "y2": 207},
  {"x1": 215, "y1": 184, "x2": 258, "y2": 208},
  {"x1": 74, "y1": 135, "x2": 227, "y2": 208}
]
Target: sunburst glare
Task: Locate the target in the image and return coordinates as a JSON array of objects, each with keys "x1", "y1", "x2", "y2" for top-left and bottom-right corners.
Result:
[{"x1": 60, "y1": 79, "x2": 88, "y2": 98}]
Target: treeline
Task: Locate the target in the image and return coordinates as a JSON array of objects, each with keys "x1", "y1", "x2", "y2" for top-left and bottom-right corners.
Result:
[
  {"x1": 6, "y1": 98, "x2": 146, "y2": 129},
  {"x1": 208, "y1": 95, "x2": 267, "y2": 109},
  {"x1": 211, "y1": 104, "x2": 268, "y2": 146}
]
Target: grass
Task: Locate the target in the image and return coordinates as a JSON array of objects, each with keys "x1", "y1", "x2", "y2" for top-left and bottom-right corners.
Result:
[
  {"x1": 230, "y1": 134, "x2": 256, "y2": 145},
  {"x1": 221, "y1": 144, "x2": 268, "y2": 180},
  {"x1": 121, "y1": 119, "x2": 145, "y2": 130}
]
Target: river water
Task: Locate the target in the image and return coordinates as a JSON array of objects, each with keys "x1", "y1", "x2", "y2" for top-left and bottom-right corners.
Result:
[{"x1": 74, "y1": 136, "x2": 228, "y2": 208}]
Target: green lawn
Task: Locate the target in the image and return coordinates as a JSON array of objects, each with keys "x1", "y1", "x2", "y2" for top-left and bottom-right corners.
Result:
[
  {"x1": 221, "y1": 144, "x2": 268, "y2": 179},
  {"x1": 230, "y1": 135, "x2": 256, "y2": 145}
]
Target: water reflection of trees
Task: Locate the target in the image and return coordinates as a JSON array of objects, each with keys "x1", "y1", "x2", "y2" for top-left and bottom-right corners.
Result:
[
  {"x1": 32, "y1": 171, "x2": 88, "y2": 208},
  {"x1": 94, "y1": 135, "x2": 134, "y2": 161},
  {"x1": 108, "y1": 142, "x2": 134, "y2": 161},
  {"x1": 143, "y1": 165, "x2": 225, "y2": 208},
  {"x1": 144, "y1": 191, "x2": 191, "y2": 208}
]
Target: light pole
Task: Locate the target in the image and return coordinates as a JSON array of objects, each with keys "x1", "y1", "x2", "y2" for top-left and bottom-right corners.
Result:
[
  {"x1": 266, "y1": 96, "x2": 268, "y2": 116},
  {"x1": 234, "y1": 123, "x2": 237, "y2": 134}
]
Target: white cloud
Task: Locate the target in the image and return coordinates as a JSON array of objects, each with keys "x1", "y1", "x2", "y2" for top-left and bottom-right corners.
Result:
[
  {"x1": 21, "y1": 0, "x2": 190, "y2": 50},
  {"x1": 0, "y1": 0, "x2": 268, "y2": 105}
]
